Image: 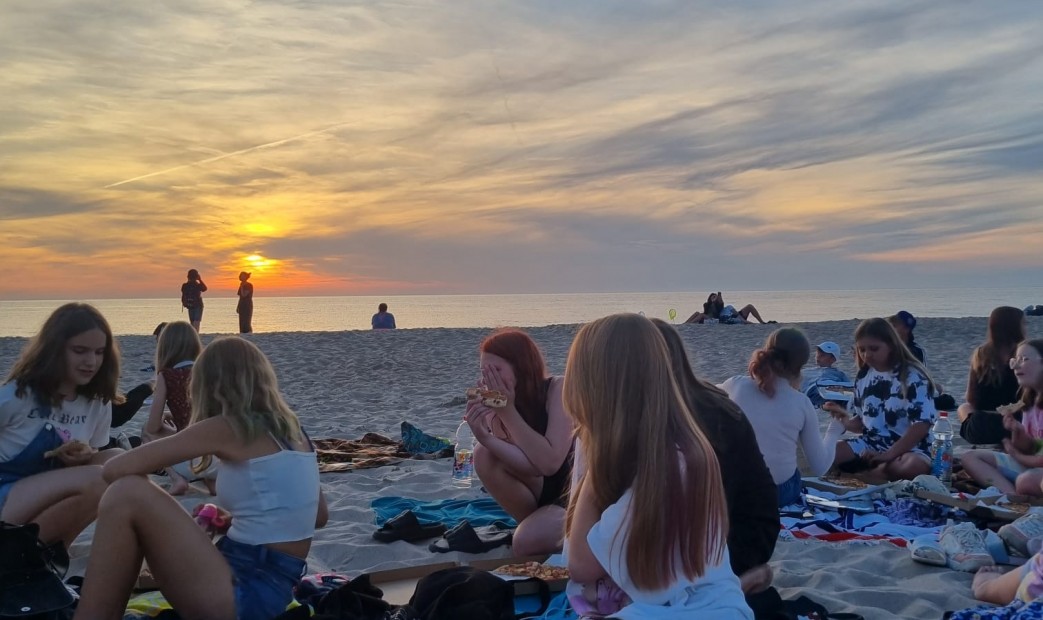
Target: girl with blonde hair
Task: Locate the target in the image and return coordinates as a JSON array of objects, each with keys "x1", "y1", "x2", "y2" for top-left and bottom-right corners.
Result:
[
  {"x1": 564, "y1": 313, "x2": 751, "y2": 618},
  {"x1": 140, "y1": 321, "x2": 207, "y2": 495},
  {"x1": 75, "y1": 337, "x2": 328, "y2": 620},
  {"x1": 826, "y1": 318, "x2": 939, "y2": 481}
]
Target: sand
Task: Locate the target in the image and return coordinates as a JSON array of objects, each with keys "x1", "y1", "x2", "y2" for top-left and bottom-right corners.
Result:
[{"x1": 2, "y1": 315, "x2": 1041, "y2": 618}]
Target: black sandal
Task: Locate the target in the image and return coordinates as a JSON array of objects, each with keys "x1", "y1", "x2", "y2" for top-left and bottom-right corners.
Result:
[
  {"x1": 428, "y1": 520, "x2": 513, "y2": 553},
  {"x1": 372, "y1": 510, "x2": 447, "y2": 543}
]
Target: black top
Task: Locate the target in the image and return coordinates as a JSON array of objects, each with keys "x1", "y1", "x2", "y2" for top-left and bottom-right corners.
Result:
[
  {"x1": 969, "y1": 364, "x2": 1021, "y2": 412},
  {"x1": 907, "y1": 338, "x2": 926, "y2": 365},
  {"x1": 692, "y1": 392, "x2": 779, "y2": 576}
]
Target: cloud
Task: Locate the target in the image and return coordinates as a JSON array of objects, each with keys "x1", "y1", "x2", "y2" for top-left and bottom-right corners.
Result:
[{"x1": 1, "y1": 0, "x2": 1042, "y2": 298}]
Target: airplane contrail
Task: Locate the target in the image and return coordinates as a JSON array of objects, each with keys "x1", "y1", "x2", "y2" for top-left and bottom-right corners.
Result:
[{"x1": 104, "y1": 121, "x2": 356, "y2": 189}]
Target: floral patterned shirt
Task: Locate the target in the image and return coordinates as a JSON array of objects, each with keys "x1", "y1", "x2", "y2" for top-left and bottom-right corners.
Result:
[{"x1": 854, "y1": 366, "x2": 937, "y2": 454}]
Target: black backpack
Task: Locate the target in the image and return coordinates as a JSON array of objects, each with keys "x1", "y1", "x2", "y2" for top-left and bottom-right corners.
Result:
[
  {"x1": 0, "y1": 522, "x2": 74, "y2": 619},
  {"x1": 181, "y1": 284, "x2": 201, "y2": 310},
  {"x1": 408, "y1": 567, "x2": 549, "y2": 620}
]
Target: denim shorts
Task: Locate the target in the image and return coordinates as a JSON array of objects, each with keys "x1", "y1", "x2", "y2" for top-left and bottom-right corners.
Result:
[
  {"x1": 994, "y1": 452, "x2": 1027, "y2": 482},
  {"x1": 187, "y1": 306, "x2": 203, "y2": 323},
  {"x1": 0, "y1": 480, "x2": 16, "y2": 517},
  {"x1": 216, "y1": 536, "x2": 306, "y2": 620},
  {"x1": 777, "y1": 469, "x2": 802, "y2": 507}
]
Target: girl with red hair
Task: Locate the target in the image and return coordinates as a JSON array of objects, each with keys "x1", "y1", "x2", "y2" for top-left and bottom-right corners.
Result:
[{"x1": 466, "y1": 329, "x2": 574, "y2": 556}]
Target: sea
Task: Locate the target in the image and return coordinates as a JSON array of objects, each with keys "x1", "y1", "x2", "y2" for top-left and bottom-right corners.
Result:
[{"x1": 1, "y1": 288, "x2": 1040, "y2": 338}]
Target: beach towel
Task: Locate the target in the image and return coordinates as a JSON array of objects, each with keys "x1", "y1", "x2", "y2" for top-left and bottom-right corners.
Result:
[
  {"x1": 947, "y1": 599, "x2": 1043, "y2": 619},
  {"x1": 315, "y1": 430, "x2": 452, "y2": 473},
  {"x1": 372, "y1": 497, "x2": 517, "y2": 529}
]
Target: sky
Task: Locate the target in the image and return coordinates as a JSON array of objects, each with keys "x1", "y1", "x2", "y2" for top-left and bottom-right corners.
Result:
[{"x1": 2, "y1": 1, "x2": 1042, "y2": 299}]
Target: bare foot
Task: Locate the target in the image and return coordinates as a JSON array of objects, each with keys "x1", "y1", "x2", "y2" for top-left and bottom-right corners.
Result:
[{"x1": 739, "y1": 563, "x2": 773, "y2": 594}]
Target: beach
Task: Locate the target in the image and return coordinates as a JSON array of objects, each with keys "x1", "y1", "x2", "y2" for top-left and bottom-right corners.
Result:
[{"x1": 2, "y1": 315, "x2": 1040, "y2": 618}]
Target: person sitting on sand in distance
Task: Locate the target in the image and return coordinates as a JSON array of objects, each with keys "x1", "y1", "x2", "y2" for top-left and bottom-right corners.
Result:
[
  {"x1": 563, "y1": 313, "x2": 752, "y2": 618},
  {"x1": 687, "y1": 292, "x2": 769, "y2": 325},
  {"x1": 371, "y1": 302, "x2": 396, "y2": 330},
  {"x1": 825, "y1": 318, "x2": 940, "y2": 482},
  {"x1": 958, "y1": 306, "x2": 1026, "y2": 444},
  {"x1": 74, "y1": 337, "x2": 328, "y2": 620},
  {"x1": 651, "y1": 319, "x2": 779, "y2": 595},
  {"x1": 959, "y1": 339, "x2": 1043, "y2": 497},
  {"x1": 141, "y1": 321, "x2": 213, "y2": 496},
  {"x1": 0, "y1": 303, "x2": 123, "y2": 550},
  {"x1": 180, "y1": 269, "x2": 208, "y2": 332},
  {"x1": 466, "y1": 329, "x2": 573, "y2": 556},
  {"x1": 720, "y1": 328, "x2": 845, "y2": 506}
]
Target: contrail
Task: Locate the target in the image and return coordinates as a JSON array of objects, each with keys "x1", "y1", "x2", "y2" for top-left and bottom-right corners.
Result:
[{"x1": 104, "y1": 121, "x2": 356, "y2": 189}]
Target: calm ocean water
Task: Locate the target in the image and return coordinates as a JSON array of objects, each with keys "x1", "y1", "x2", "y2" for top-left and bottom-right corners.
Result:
[{"x1": 1, "y1": 288, "x2": 1040, "y2": 338}]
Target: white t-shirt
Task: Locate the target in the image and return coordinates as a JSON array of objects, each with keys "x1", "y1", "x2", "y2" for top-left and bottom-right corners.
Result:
[
  {"x1": 720, "y1": 375, "x2": 843, "y2": 484},
  {"x1": 0, "y1": 382, "x2": 112, "y2": 461}
]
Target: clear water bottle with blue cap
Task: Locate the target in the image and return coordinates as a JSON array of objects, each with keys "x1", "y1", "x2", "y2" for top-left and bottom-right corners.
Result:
[{"x1": 930, "y1": 412, "x2": 954, "y2": 485}]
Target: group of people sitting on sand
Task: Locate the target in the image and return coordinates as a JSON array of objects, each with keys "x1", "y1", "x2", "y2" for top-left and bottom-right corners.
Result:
[
  {"x1": 685, "y1": 291, "x2": 772, "y2": 324},
  {"x1": 1, "y1": 301, "x2": 1040, "y2": 618}
]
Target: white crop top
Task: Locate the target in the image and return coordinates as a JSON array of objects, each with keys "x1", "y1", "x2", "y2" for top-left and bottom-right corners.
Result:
[{"x1": 217, "y1": 433, "x2": 320, "y2": 545}]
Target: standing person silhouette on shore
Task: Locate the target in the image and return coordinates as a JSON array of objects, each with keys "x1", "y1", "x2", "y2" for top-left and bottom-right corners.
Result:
[
  {"x1": 180, "y1": 269, "x2": 207, "y2": 332},
  {"x1": 371, "y1": 303, "x2": 396, "y2": 330},
  {"x1": 236, "y1": 271, "x2": 254, "y2": 334}
]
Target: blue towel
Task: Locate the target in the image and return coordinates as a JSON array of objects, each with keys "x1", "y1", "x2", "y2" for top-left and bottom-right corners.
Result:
[
  {"x1": 372, "y1": 497, "x2": 517, "y2": 528},
  {"x1": 531, "y1": 592, "x2": 577, "y2": 619}
]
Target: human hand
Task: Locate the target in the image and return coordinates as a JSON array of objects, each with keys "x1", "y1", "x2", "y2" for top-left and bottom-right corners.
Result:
[
  {"x1": 464, "y1": 399, "x2": 497, "y2": 443},
  {"x1": 823, "y1": 402, "x2": 849, "y2": 420},
  {"x1": 481, "y1": 364, "x2": 516, "y2": 407},
  {"x1": 868, "y1": 450, "x2": 896, "y2": 465},
  {"x1": 45, "y1": 440, "x2": 95, "y2": 466},
  {"x1": 192, "y1": 503, "x2": 232, "y2": 537}
]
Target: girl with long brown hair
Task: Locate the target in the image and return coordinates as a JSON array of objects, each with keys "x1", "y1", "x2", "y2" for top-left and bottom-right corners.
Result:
[
  {"x1": 466, "y1": 329, "x2": 573, "y2": 556},
  {"x1": 563, "y1": 314, "x2": 751, "y2": 617},
  {"x1": 958, "y1": 306, "x2": 1026, "y2": 444}
]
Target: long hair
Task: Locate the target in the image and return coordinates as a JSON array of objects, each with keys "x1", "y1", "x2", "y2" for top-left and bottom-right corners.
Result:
[
  {"x1": 155, "y1": 321, "x2": 202, "y2": 372},
  {"x1": 971, "y1": 306, "x2": 1025, "y2": 387},
  {"x1": 1016, "y1": 340, "x2": 1043, "y2": 409},
  {"x1": 190, "y1": 338, "x2": 302, "y2": 471},
  {"x1": 564, "y1": 314, "x2": 727, "y2": 591},
  {"x1": 748, "y1": 328, "x2": 810, "y2": 397},
  {"x1": 6, "y1": 302, "x2": 120, "y2": 406},
  {"x1": 480, "y1": 329, "x2": 549, "y2": 430},
  {"x1": 651, "y1": 319, "x2": 744, "y2": 435},
  {"x1": 854, "y1": 318, "x2": 937, "y2": 396},
  {"x1": 703, "y1": 293, "x2": 723, "y2": 317}
]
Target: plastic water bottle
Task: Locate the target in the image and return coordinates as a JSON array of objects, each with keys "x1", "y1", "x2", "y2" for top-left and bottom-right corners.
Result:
[
  {"x1": 931, "y1": 412, "x2": 954, "y2": 485},
  {"x1": 452, "y1": 421, "x2": 475, "y2": 488}
]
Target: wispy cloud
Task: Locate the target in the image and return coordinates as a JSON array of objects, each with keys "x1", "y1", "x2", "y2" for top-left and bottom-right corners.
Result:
[{"x1": 1, "y1": 0, "x2": 1041, "y2": 298}]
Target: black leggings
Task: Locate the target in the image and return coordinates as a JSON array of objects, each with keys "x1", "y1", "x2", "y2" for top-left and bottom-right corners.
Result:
[{"x1": 111, "y1": 382, "x2": 153, "y2": 428}]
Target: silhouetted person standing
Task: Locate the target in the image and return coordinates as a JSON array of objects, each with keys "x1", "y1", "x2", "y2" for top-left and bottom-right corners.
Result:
[
  {"x1": 371, "y1": 303, "x2": 396, "y2": 329},
  {"x1": 237, "y1": 271, "x2": 254, "y2": 333},
  {"x1": 180, "y1": 269, "x2": 207, "y2": 332}
]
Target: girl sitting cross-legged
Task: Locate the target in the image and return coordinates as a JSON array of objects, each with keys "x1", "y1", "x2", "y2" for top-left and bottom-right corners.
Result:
[
  {"x1": 74, "y1": 337, "x2": 328, "y2": 620},
  {"x1": 825, "y1": 317, "x2": 940, "y2": 482}
]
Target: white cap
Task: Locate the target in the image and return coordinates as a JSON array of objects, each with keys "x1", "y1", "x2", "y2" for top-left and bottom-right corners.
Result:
[{"x1": 817, "y1": 341, "x2": 841, "y2": 360}]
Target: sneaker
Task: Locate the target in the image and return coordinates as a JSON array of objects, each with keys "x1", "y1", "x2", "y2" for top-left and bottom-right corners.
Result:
[
  {"x1": 999, "y1": 513, "x2": 1043, "y2": 557},
  {"x1": 939, "y1": 522, "x2": 995, "y2": 572}
]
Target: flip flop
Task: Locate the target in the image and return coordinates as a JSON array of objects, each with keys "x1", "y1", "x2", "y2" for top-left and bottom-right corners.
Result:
[
  {"x1": 428, "y1": 520, "x2": 514, "y2": 554},
  {"x1": 373, "y1": 510, "x2": 447, "y2": 543}
]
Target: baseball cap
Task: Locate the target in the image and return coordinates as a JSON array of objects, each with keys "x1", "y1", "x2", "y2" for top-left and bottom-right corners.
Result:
[
  {"x1": 816, "y1": 341, "x2": 841, "y2": 360},
  {"x1": 894, "y1": 310, "x2": 917, "y2": 330}
]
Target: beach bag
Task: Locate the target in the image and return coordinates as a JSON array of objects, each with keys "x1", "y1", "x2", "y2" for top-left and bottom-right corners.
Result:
[
  {"x1": 0, "y1": 522, "x2": 75, "y2": 619},
  {"x1": 408, "y1": 567, "x2": 550, "y2": 620}
]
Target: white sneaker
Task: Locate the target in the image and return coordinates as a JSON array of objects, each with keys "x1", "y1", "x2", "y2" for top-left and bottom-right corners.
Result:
[
  {"x1": 939, "y1": 522, "x2": 995, "y2": 572},
  {"x1": 999, "y1": 513, "x2": 1043, "y2": 557}
]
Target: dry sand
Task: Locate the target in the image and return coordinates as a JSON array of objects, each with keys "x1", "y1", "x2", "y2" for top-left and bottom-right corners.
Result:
[{"x1": 3, "y1": 315, "x2": 1041, "y2": 618}]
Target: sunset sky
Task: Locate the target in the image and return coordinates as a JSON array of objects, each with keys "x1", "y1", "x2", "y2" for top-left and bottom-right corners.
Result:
[{"x1": 2, "y1": 1, "x2": 1042, "y2": 299}]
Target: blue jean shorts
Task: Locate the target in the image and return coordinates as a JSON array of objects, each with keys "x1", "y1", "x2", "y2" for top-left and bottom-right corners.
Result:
[
  {"x1": 0, "y1": 480, "x2": 16, "y2": 517},
  {"x1": 187, "y1": 306, "x2": 203, "y2": 323},
  {"x1": 993, "y1": 452, "x2": 1027, "y2": 482},
  {"x1": 777, "y1": 469, "x2": 802, "y2": 507},
  {"x1": 217, "y1": 536, "x2": 306, "y2": 620}
]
